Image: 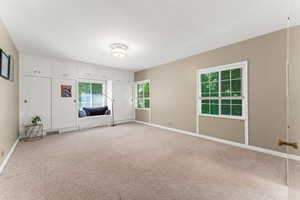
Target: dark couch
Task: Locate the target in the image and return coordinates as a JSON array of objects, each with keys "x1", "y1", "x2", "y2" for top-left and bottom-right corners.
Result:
[{"x1": 79, "y1": 106, "x2": 110, "y2": 118}]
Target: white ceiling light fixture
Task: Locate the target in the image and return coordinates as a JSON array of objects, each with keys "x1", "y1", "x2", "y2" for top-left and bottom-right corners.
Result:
[{"x1": 110, "y1": 43, "x2": 128, "y2": 58}]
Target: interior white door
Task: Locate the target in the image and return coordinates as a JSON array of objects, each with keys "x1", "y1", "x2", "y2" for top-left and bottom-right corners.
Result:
[
  {"x1": 52, "y1": 79, "x2": 77, "y2": 130},
  {"x1": 23, "y1": 76, "x2": 52, "y2": 129},
  {"x1": 113, "y1": 83, "x2": 133, "y2": 122}
]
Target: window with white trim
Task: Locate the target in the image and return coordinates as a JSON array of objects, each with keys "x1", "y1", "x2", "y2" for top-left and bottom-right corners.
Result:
[
  {"x1": 78, "y1": 81, "x2": 106, "y2": 111},
  {"x1": 197, "y1": 62, "x2": 247, "y2": 119},
  {"x1": 136, "y1": 80, "x2": 150, "y2": 109}
]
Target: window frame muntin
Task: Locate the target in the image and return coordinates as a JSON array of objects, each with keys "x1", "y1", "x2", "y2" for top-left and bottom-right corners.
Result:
[
  {"x1": 197, "y1": 61, "x2": 247, "y2": 120},
  {"x1": 135, "y1": 79, "x2": 151, "y2": 110}
]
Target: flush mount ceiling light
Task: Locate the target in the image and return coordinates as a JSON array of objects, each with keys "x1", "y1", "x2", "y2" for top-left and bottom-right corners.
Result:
[{"x1": 110, "y1": 43, "x2": 128, "y2": 58}]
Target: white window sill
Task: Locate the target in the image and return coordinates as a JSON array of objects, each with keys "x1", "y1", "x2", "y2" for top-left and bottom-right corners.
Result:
[
  {"x1": 78, "y1": 114, "x2": 112, "y2": 119},
  {"x1": 198, "y1": 113, "x2": 245, "y2": 121},
  {"x1": 135, "y1": 108, "x2": 151, "y2": 111}
]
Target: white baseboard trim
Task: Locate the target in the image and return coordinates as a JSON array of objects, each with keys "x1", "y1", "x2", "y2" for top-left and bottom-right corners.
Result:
[
  {"x1": 58, "y1": 120, "x2": 134, "y2": 133},
  {"x1": 135, "y1": 120, "x2": 300, "y2": 161},
  {"x1": 115, "y1": 119, "x2": 134, "y2": 124},
  {"x1": 0, "y1": 137, "x2": 20, "y2": 175},
  {"x1": 288, "y1": 154, "x2": 300, "y2": 162}
]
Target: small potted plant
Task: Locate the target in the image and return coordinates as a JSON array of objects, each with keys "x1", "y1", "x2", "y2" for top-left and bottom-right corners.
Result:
[{"x1": 31, "y1": 116, "x2": 42, "y2": 126}]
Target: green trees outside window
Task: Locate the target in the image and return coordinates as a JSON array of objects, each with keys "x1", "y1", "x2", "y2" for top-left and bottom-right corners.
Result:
[
  {"x1": 136, "y1": 81, "x2": 150, "y2": 109},
  {"x1": 199, "y1": 67, "x2": 243, "y2": 117},
  {"x1": 79, "y1": 82, "x2": 104, "y2": 111}
]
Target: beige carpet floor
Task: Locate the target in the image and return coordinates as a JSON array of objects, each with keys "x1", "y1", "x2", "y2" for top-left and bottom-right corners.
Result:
[{"x1": 0, "y1": 123, "x2": 294, "y2": 200}]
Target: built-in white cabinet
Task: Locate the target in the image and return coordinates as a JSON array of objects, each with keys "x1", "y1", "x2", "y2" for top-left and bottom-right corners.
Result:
[
  {"x1": 52, "y1": 79, "x2": 77, "y2": 130},
  {"x1": 22, "y1": 76, "x2": 52, "y2": 130},
  {"x1": 21, "y1": 54, "x2": 132, "y2": 83},
  {"x1": 77, "y1": 63, "x2": 98, "y2": 79},
  {"x1": 20, "y1": 53, "x2": 134, "y2": 133},
  {"x1": 77, "y1": 63, "x2": 112, "y2": 80},
  {"x1": 112, "y1": 70, "x2": 130, "y2": 83},
  {"x1": 96, "y1": 69, "x2": 111, "y2": 80},
  {"x1": 113, "y1": 82, "x2": 134, "y2": 122},
  {"x1": 52, "y1": 59, "x2": 77, "y2": 79},
  {"x1": 22, "y1": 54, "x2": 52, "y2": 77}
]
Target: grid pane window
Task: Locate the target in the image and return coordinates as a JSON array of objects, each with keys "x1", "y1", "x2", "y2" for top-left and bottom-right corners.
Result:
[
  {"x1": 136, "y1": 81, "x2": 150, "y2": 109},
  {"x1": 221, "y1": 68, "x2": 242, "y2": 97},
  {"x1": 221, "y1": 99, "x2": 242, "y2": 116},
  {"x1": 198, "y1": 65, "x2": 245, "y2": 118},
  {"x1": 91, "y1": 83, "x2": 103, "y2": 107},
  {"x1": 138, "y1": 99, "x2": 144, "y2": 109},
  {"x1": 79, "y1": 82, "x2": 104, "y2": 111},
  {"x1": 200, "y1": 72, "x2": 219, "y2": 98},
  {"x1": 210, "y1": 99, "x2": 219, "y2": 115},
  {"x1": 144, "y1": 83, "x2": 150, "y2": 98},
  {"x1": 201, "y1": 102, "x2": 210, "y2": 114}
]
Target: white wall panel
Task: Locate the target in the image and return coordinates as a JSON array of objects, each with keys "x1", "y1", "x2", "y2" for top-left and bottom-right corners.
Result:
[
  {"x1": 22, "y1": 54, "x2": 52, "y2": 77},
  {"x1": 113, "y1": 82, "x2": 134, "y2": 122},
  {"x1": 22, "y1": 76, "x2": 52, "y2": 131},
  {"x1": 19, "y1": 53, "x2": 134, "y2": 132}
]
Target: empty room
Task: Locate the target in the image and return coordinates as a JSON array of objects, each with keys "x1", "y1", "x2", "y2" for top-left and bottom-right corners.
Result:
[{"x1": 0, "y1": 0, "x2": 300, "y2": 199}]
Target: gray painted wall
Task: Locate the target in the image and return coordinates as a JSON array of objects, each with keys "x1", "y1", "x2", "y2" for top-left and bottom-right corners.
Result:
[
  {"x1": 0, "y1": 18, "x2": 19, "y2": 165},
  {"x1": 135, "y1": 28, "x2": 290, "y2": 153}
]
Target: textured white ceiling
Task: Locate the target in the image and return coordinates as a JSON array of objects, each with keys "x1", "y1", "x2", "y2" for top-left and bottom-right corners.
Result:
[{"x1": 0, "y1": 0, "x2": 298, "y2": 71}]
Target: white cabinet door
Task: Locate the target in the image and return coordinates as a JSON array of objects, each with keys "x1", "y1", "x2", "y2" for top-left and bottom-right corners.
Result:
[
  {"x1": 23, "y1": 76, "x2": 52, "y2": 129},
  {"x1": 22, "y1": 54, "x2": 52, "y2": 77},
  {"x1": 52, "y1": 79, "x2": 77, "y2": 130},
  {"x1": 95, "y1": 69, "x2": 110, "y2": 80},
  {"x1": 113, "y1": 83, "x2": 133, "y2": 122},
  {"x1": 112, "y1": 70, "x2": 130, "y2": 83},
  {"x1": 77, "y1": 63, "x2": 98, "y2": 79},
  {"x1": 77, "y1": 63, "x2": 110, "y2": 80},
  {"x1": 52, "y1": 59, "x2": 77, "y2": 79}
]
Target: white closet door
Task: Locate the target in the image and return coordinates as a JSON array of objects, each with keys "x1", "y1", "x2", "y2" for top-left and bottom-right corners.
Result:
[
  {"x1": 52, "y1": 79, "x2": 77, "y2": 130},
  {"x1": 23, "y1": 76, "x2": 52, "y2": 129},
  {"x1": 113, "y1": 83, "x2": 133, "y2": 122}
]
